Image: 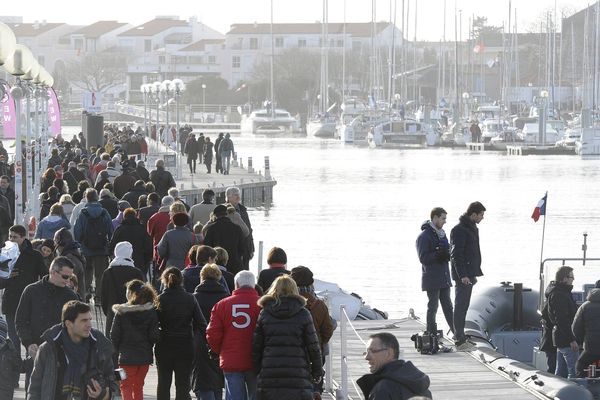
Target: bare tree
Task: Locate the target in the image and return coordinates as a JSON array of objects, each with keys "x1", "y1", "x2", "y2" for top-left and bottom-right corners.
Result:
[{"x1": 65, "y1": 53, "x2": 127, "y2": 93}]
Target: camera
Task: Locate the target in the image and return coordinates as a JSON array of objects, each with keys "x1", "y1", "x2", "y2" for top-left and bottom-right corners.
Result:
[
  {"x1": 411, "y1": 331, "x2": 441, "y2": 355},
  {"x1": 114, "y1": 368, "x2": 127, "y2": 381}
]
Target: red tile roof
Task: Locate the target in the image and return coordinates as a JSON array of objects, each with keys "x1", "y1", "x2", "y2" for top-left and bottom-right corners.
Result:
[
  {"x1": 118, "y1": 18, "x2": 188, "y2": 37},
  {"x1": 227, "y1": 22, "x2": 390, "y2": 37},
  {"x1": 70, "y1": 21, "x2": 128, "y2": 38},
  {"x1": 180, "y1": 39, "x2": 225, "y2": 52},
  {"x1": 8, "y1": 22, "x2": 65, "y2": 37}
]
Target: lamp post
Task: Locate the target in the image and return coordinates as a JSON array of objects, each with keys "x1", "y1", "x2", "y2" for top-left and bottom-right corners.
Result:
[
  {"x1": 151, "y1": 81, "x2": 161, "y2": 148},
  {"x1": 161, "y1": 80, "x2": 172, "y2": 150},
  {"x1": 171, "y1": 79, "x2": 185, "y2": 179},
  {"x1": 201, "y1": 83, "x2": 207, "y2": 121},
  {"x1": 140, "y1": 84, "x2": 151, "y2": 138},
  {"x1": 539, "y1": 90, "x2": 549, "y2": 145},
  {"x1": 462, "y1": 92, "x2": 470, "y2": 120}
]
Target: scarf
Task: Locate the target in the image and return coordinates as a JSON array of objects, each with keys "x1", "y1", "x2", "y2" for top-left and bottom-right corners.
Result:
[
  {"x1": 428, "y1": 221, "x2": 446, "y2": 240},
  {"x1": 60, "y1": 327, "x2": 90, "y2": 398}
]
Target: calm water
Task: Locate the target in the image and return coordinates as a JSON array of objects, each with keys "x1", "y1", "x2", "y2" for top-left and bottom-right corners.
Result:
[{"x1": 60, "y1": 127, "x2": 600, "y2": 319}]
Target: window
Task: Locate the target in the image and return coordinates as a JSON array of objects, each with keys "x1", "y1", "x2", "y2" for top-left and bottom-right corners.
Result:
[
  {"x1": 144, "y1": 39, "x2": 152, "y2": 52},
  {"x1": 208, "y1": 55, "x2": 216, "y2": 64},
  {"x1": 189, "y1": 56, "x2": 204, "y2": 64},
  {"x1": 159, "y1": 55, "x2": 166, "y2": 64},
  {"x1": 298, "y1": 39, "x2": 307, "y2": 48},
  {"x1": 171, "y1": 56, "x2": 187, "y2": 64},
  {"x1": 232, "y1": 56, "x2": 241, "y2": 69},
  {"x1": 275, "y1": 37, "x2": 284, "y2": 47},
  {"x1": 74, "y1": 38, "x2": 83, "y2": 51},
  {"x1": 249, "y1": 38, "x2": 259, "y2": 49}
]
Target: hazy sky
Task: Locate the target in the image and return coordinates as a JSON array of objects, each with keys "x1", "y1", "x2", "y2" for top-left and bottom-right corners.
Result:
[{"x1": 2, "y1": 0, "x2": 594, "y2": 40}]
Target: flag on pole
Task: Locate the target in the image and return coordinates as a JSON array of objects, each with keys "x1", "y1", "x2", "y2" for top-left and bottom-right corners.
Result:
[{"x1": 531, "y1": 193, "x2": 548, "y2": 222}]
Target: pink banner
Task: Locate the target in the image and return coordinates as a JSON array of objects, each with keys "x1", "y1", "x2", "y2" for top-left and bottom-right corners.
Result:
[
  {"x1": 1, "y1": 82, "x2": 16, "y2": 139},
  {"x1": 47, "y1": 88, "x2": 61, "y2": 137}
]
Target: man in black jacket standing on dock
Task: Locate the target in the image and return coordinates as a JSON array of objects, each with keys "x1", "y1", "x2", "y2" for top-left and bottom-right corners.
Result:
[{"x1": 450, "y1": 201, "x2": 486, "y2": 351}]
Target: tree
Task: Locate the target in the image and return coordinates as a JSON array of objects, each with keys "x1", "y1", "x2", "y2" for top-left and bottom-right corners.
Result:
[
  {"x1": 183, "y1": 76, "x2": 232, "y2": 104},
  {"x1": 65, "y1": 52, "x2": 127, "y2": 93},
  {"x1": 472, "y1": 16, "x2": 502, "y2": 42}
]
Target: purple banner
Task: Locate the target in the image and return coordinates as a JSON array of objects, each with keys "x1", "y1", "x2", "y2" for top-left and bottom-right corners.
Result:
[
  {"x1": 47, "y1": 88, "x2": 61, "y2": 137},
  {"x1": 1, "y1": 82, "x2": 16, "y2": 139}
]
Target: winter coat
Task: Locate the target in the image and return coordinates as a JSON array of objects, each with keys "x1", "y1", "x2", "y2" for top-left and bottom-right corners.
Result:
[
  {"x1": 138, "y1": 204, "x2": 160, "y2": 227},
  {"x1": 204, "y1": 142, "x2": 214, "y2": 164},
  {"x1": 547, "y1": 282, "x2": 578, "y2": 348},
  {"x1": 203, "y1": 216, "x2": 245, "y2": 274},
  {"x1": 99, "y1": 195, "x2": 119, "y2": 219},
  {"x1": 300, "y1": 291, "x2": 334, "y2": 351},
  {"x1": 450, "y1": 214, "x2": 483, "y2": 281},
  {"x1": 219, "y1": 137, "x2": 234, "y2": 156},
  {"x1": 156, "y1": 286, "x2": 205, "y2": 341},
  {"x1": 182, "y1": 265, "x2": 202, "y2": 293},
  {"x1": 539, "y1": 282, "x2": 557, "y2": 353},
  {"x1": 113, "y1": 173, "x2": 137, "y2": 200},
  {"x1": 253, "y1": 295, "x2": 322, "y2": 400},
  {"x1": 61, "y1": 202, "x2": 76, "y2": 222},
  {"x1": 58, "y1": 241, "x2": 87, "y2": 299},
  {"x1": 228, "y1": 212, "x2": 250, "y2": 238},
  {"x1": 257, "y1": 266, "x2": 290, "y2": 293},
  {"x1": 0, "y1": 239, "x2": 47, "y2": 315},
  {"x1": 573, "y1": 288, "x2": 600, "y2": 354},
  {"x1": 28, "y1": 324, "x2": 116, "y2": 400},
  {"x1": 34, "y1": 215, "x2": 71, "y2": 240},
  {"x1": 192, "y1": 278, "x2": 229, "y2": 393},
  {"x1": 100, "y1": 262, "x2": 144, "y2": 335},
  {"x1": 185, "y1": 137, "x2": 199, "y2": 159},
  {"x1": 111, "y1": 302, "x2": 160, "y2": 365},
  {"x1": 157, "y1": 226, "x2": 199, "y2": 270},
  {"x1": 236, "y1": 203, "x2": 254, "y2": 258},
  {"x1": 416, "y1": 221, "x2": 452, "y2": 291},
  {"x1": 189, "y1": 202, "x2": 216, "y2": 226},
  {"x1": 109, "y1": 215, "x2": 153, "y2": 273},
  {"x1": 356, "y1": 359, "x2": 432, "y2": 400},
  {"x1": 74, "y1": 201, "x2": 114, "y2": 256},
  {"x1": 135, "y1": 165, "x2": 150, "y2": 182},
  {"x1": 207, "y1": 287, "x2": 261, "y2": 372},
  {"x1": 149, "y1": 167, "x2": 176, "y2": 197},
  {"x1": 15, "y1": 275, "x2": 79, "y2": 347},
  {"x1": 122, "y1": 186, "x2": 147, "y2": 210}
]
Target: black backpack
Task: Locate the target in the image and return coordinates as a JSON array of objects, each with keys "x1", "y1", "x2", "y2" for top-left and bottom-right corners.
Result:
[
  {"x1": 0, "y1": 338, "x2": 21, "y2": 390},
  {"x1": 81, "y1": 209, "x2": 109, "y2": 250}
]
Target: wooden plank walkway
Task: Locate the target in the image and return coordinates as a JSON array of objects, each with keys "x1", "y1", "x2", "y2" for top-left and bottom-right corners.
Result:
[{"x1": 325, "y1": 318, "x2": 543, "y2": 400}]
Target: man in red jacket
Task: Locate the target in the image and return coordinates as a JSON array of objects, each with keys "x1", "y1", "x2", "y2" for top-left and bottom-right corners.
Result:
[
  {"x1": 147, "y1": 196, "x2": 174, "y2": 260},
  {"x1": 207, "y1": 271, "x2": 261, "y2": 400}
]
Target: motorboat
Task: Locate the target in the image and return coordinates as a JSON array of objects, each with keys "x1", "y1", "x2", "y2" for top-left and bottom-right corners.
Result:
[
  {"x1": 367, "y1": 118, "x2": 428, "y2": 149},
  {"x1": 518, "y1": 123, "x2": 561, "y2": 145},
  {"x1": 314, "y1": 279, "x2": 387, "y2": 321},
  {"x1": 240, "y1": 108, "x2": 300, "y2": 134},
  {"x1": 480, "y1": 119, "x2": 506, "y2": 143},
  {"x1": 488, "y1": 127, "x2": 522, "y2": 150},
  {"x1": 306, "y1": 114, "x2": 338, "y2": 138},
  {"x1": 555, "y1": 127, "x2": 582, "y2": 149},
  {"x1": 440, "y1": 122, "x2": 471, "y2": 147},
  {"x1": 337, "y1": 111, "x2": 388, "y2": 144},
  {"x1": 575, "y1": 127, "x2": 600, "y2": 156},
  {"x1": 335, "y1": 98, "x2": 368, "y2": 142}
]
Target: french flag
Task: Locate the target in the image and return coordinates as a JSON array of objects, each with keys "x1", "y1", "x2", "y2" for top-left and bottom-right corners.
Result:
[{"x1": 531, "y1": 193, "x2": 547, "y2": 222}]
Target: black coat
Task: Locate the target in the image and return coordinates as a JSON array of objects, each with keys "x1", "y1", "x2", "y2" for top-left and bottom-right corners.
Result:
[
  {"x1": 110, "y1": 303, "x2": 160, "y2": 365},
  {"x1": 150, "y1": 167, "x2": 176, "y2": 197},
  {"x1": 416, "y1": 221, "x2": 452, "y2": 291},
  {"x1": 100, "y1": 264, "x2": 144, "y2": 335},
  {"x1": 356, "y1": 360, "x2": 432, "y2": 400},
  {"x1": 135, "y1": 166, "x2": 150, "y2": 183},
  {"x1": 185, "y1": 137, "x2": 198, "y2": 159},
  {"x1": 253, "y1": 295, "x2": 322, "y2": 400},
  {"x1": 573, "y1": 289, "x2": 600, "y2": 354},
  {"x1": 450, "y1": 214, "x2": 483, "y2": 281},
  {"x1": 203, "y1": 217, "x2": 245, "y2": 274},
  {"x1": 0, "y1": 240, "x2": 47, "y2": 315},
  {"x1": 257, "y1": 268, "x2": 290, "y2": 293},
  {"x1": 122, "y1": 187, "x2": 147, "y2": 209},
  {"x1": 192, "y1": 279, "x2": 229, "y2": 392},
  {"x1": 547, "y1": 282, "x2": 578, "y2": 348},
  {"x1": 237, "y1": 203, "x2": 254, "y2": 258},
  {"x1": 138, "y1": 204, "x2": 160, "y2": 227},
  {"x1": 203, "y1": 142, "x2": 214, "y2": 164},
  {"x1": 109, "y1": 215, "x2": 153, "y2": 273},
  {"x1": 15, "y1": 275, "x2": 79, "y2": 347},
  {"x1": 99, "y1": 196, "x2": 119, "y2": 219},
  {"x1": 156, "y1": 286, "x2": 205, "y2": 340},
  {"x1": 540, "y1": 283, "x2": 557, "y2": 352}
]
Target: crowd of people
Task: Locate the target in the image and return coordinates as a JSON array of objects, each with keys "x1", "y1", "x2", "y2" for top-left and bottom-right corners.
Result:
[{"x1": 0, "y1": 125, "x2": 438, "y2": 400}]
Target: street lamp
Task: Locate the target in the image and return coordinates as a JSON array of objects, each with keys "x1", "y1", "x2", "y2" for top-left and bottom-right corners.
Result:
[
  {"x1": 539, "y1": 90, "x2": 549, "y2": 145},
  {"x1": 462, "y1": 92, "x2": 470, "y2": 120},
  {"x1": 140, "y1": 83, "x2": 150, "y2": 137},
  {"x1": 150, "y1": 81, "x2": 161, "y2": 146},
  {"x1": 170, "y1": 79, "x2": 185, "y2": 179},
  {"x1": 201, "y1": 83, "x2": 207, "y2": 121},
  {"x1": 160, "y1": 80, "x2": 172, "y2": 149}
]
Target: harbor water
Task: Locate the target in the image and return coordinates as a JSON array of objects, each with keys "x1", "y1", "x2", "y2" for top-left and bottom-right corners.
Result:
[{"x1": 57, "y1": 127, "x2": 600, "y2": 319}]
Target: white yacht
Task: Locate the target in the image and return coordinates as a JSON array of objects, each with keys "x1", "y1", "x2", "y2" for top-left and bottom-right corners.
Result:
[
  {"x1": 518, "y1": 123, "x2": 560, "y2": 145},
  {"x1": 306, "y1": 114, "x2": 337, "y2": 138},
  {"x1": 335, "y1": 98, "x2": 367, "y2": 142},
  {"x1": 575, "y1": 127, "x2": 600, "y2": 156},
  {"x1": 367, "y1": 118, "x2": 428, "y2": 148},
  {"x1": 440, "y1": 122, "x2": 471, "y2": 146},
  {"x1": 240, "y1": 109, "x2": 299, "y2": 134},
  {"x1": 480, "y1": 119, "x2": 505, "y2": 143}
]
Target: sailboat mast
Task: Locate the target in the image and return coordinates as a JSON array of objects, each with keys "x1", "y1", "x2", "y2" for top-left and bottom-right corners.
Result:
[
  {"x1": 413, "y1": 0, "x2": 418, "y2": 107},
  {"x1": 342, "y1": 0, "x2": 346, "y2": 101},
  {"x1": 454, "y1": 2, "x2": 460, "y2": 122},
  {"x1": 571, "y1": 21, "x2": 575, "y2": 112},
  {"x1": 270, "y1": 0, "x2": 275, "y2": 118}
]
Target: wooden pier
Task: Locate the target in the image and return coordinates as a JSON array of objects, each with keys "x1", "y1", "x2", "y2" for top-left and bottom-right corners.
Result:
[
  {"x1": 465, "y1": 142, "x2": 486, "y2": 152},
  {"x1": 506, "y1": 144, "x2": 575, "y2": 156}
]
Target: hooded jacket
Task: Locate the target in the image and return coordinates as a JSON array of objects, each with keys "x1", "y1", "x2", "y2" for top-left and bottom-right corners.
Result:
[
  {"x1": 28, "y1": 324, "x2": 117, "y2": 400},
  {"x1": 357, "y1": 359, "x2": 432, "y2": 400},
  {"x1": 157, "y1": 226, "x2": 199, "y2": 270},
  {"x1": 73, "y1": 201, "x2": 114, "y2": 256},
  {"x1": 0, "y1": 239, "x2": 47, "y2": 315},
  {"x1": 109, "y1": 214, "x2": 153, "y2": 274},
  {"x1": 573, "y1": 288, "x2": 600, "y2": 354},
  {"x1": 547, "y1": 282, "x2": 578, "y2": 348},
  {"x1": 416, "y1": 221, "x2": 452, "y2": 291},
  {"x1": 35, "y1": 215, "x2": 71, "y2": 240},
  {"x1": 253, "y1": 295, "x2": 322, "y2": 400},
  {"x1": 111, "y1": 302, "x2": 159, "y2": 365},
  {"x1": 450, "y1": 214, "x2": 483, "y2": 281}
]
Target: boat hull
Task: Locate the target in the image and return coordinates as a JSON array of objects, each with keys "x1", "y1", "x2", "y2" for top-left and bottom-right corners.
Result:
[{"x1": 307, "y1": 121, "x2": 337, "y2": 138}]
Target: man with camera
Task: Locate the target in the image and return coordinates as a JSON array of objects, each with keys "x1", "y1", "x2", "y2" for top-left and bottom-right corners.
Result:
[
  {"x1": 28, "y1": 300, "x2": 117, "y2": 400},
  {"x1": 416, "y1": 207, "x2": 454, "y2": 337}
]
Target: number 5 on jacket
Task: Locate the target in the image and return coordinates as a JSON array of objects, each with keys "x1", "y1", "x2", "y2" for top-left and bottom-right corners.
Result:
[{"x1": 232, "y1": 304, "x2": 251, "y2": 328}]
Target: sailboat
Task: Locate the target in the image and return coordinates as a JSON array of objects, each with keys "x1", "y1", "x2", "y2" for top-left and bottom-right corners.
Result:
[
  {"x1": 306, "y1": 0, "x2": 337, "y2": 138},
  {"x1": 240, "y1": 0, "x2": 299, "y2": 135}
]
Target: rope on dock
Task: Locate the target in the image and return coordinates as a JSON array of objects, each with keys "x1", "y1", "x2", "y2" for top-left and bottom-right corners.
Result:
[{"x1": 342, "y1": 307, "x2": 367, "y2": 346}]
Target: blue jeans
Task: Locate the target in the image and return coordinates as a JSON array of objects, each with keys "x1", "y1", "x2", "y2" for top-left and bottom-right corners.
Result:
[
  {"x1": 195, "y1": 389, "x2": 223, "y2": 400},
  {"x1": 221, "y1": 153, "x2": 231, "y2": 173},
  {"x1": 224, "y1": 371, "x2": 256, "y2": 400},
  {"x1": 556, "y1": 346, "x2": 579, "y2": 378}
]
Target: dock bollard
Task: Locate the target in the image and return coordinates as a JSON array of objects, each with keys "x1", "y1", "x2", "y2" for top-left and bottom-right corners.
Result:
[
  {"x1": 257, "y1": 240, "x2": 264, "y2": 274},
  {"x1": 248, "y1": 157, "x2": 254, "y2": 173},
  {"x1": 232, "y1": 151, "x2": 239, "y2": 167},
  {"x1": 264, "y1": 156, "x2": 271, "y2": 180}
]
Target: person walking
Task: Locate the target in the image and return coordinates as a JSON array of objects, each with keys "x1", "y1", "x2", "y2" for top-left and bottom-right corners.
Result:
[
  {"x1": 157, "y1": 212, "x2": 199, "y2": 270},
  {"x1": 54, "y1": 227, "x2": 87, "y2": 300},
  {"x1": 35, "y1": 203, "x2": 71, "y2": 240},
  {"x1": 185, "y1": 133, "x2": 199, "y2": 174},
  {"x1": 189, "y1": 189, "x2": 216, "y2": 227},
  {"x1": 219, "y1": 133, "x2": 234, "y2": 175},
  {"x1": 109, "y1": 208, "x2": 153, "y2": 276},
  {"x1": 207, "y1": 271, "x2": 261, "y2": 400},
  {"x1": 111, "y1": 280, "x2": 160, "y2": 400},
  {"x1": 226, "y1": 187, "x2": 254, "y2": 271},
  {"x1": 150, "y1": 159, "x2": 176, "y2": 198},
  {"x1": 155, "y1": 267, "x2": 205, "y2": 400},
  {"x1": 548, "y1": 266, "x2": 579, "y2": 378},
  {"x1": 204, "y1": 137, "x2": 214, "y2": 174},
  {"x1": 450, "y1": 201, "x2": 485, "y2": 351},
  {"x1": 214, "y1": 133, "x2": 224, "y2": 174},
  {"x1": 203, "y1": 205, "x2": 245, "y2": 275},
  {"x1": 416, "y1": 207, "x2": 454, "y2": 336},
  {"x1": 253, "y1": 275, "x2": 323, "y2": 400},
  {"x1": 257, "y1": 247, "x2": 290, "y2": 292}
]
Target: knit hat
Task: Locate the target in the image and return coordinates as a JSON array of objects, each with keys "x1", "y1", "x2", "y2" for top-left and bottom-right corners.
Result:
[
  {"x1": 118, "y1": 200, "x2": 131, "y2": 211},
  {"x1": 290, "y1": 266, "x2": 314, "y2": 287},
  {"x1": 172, "y1": 212, "x2": 189, "y2": 227},
  {"x1": 41, "y1": 239, "x2": 55, "y2": 253},
  {"x1": 109, "y1": 241, "x2": 135, "y2": 269},
  {"x1": 213, "y1": 204, "x2": 228, "y2": 217}
]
